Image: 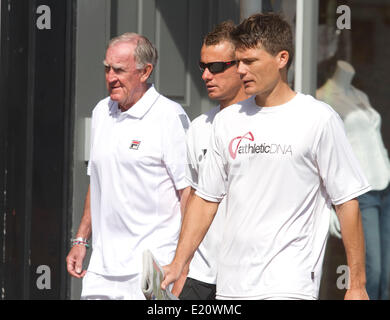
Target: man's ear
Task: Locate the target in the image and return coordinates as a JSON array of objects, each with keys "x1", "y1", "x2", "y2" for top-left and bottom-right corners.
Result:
[
  {"x1": 140, "y1": 64, "x2": 154, "y2": 83},
  {"x1": 276, "y1": 50, "x2": 289, "y2": 70}
]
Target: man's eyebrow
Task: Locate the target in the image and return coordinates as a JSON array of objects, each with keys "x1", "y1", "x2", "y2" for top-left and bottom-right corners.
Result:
[
  {"x1": 102, "y1": 61, "x2": 125, "y2": 70},
  {"x1": 239, "y1": 57, "x2": 257, "y2": 62}
]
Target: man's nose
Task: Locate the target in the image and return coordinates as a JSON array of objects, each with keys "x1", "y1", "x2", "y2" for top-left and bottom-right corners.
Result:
[
  {"x1": 106, "y1": 68, "x2": 117, "y2": 83},
  {"x1": 201, "y1": 68, "x2": 213, "y2": 82},
  {"x1": 236, "y1": 61, "x2": 246, "y2": 76}
]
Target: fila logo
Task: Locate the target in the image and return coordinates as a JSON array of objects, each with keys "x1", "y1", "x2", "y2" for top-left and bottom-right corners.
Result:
[{"x1": 130, "y1": 140, "x2": 141, "y2": 150}]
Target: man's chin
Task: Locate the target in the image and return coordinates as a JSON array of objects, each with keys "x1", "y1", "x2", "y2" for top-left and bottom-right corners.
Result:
[
  {"x1": 207, "y1": 92, "x2": 222, "y2": 101},
  {"x1": 244, "y1": 86, "x2": 259, "y2": 96},
  {"x1": 109, "y1": 93, "x2": 121, "y2": 102}
]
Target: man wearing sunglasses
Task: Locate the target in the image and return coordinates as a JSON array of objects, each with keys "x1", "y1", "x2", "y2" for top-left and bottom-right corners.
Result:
[
  {"x1": 163, "y1": 13, "x2": 369, "y2": 300},
  {"x1": 175, "y1": 21, "x2": 248, "y2": 300}
]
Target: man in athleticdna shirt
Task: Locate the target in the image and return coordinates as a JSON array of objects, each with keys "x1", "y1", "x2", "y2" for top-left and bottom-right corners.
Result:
[{"x1": 162, "y1": 13, "x2": 370, "y2": 300}]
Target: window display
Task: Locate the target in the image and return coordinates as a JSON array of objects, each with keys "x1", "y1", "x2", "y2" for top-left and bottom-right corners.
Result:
[{"x1": 316, "y1": 0, "x2": 390, "y2": 300}]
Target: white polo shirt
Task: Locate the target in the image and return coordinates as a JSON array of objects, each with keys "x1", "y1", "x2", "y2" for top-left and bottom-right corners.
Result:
[
  {"x1": 197, "y1": 93, "x2": 370, "y2": 299},
  {"x1": 186, "y1": 106, "x2": 226, "y2": 284},
  {"x1": 87, "y1": 85, "x2": 190, "y2": 276}
]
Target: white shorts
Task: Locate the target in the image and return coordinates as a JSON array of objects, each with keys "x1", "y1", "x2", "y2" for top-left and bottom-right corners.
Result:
[{"x1": 81, "y1": 271, "x2": 146, "y2": 300}]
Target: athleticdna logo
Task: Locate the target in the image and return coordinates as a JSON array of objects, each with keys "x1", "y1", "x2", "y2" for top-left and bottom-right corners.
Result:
[
  {"x1": 229, "y1": 131, "x2": 292, "y2": 159},
  {"x1": 228, "y1": 132, "x2": 254, "y2": 159}
]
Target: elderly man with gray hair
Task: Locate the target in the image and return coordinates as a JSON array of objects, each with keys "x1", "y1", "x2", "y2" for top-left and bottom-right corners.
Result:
[{"x1": 66, "y1": 33, "x2": 190, "y2": 299}]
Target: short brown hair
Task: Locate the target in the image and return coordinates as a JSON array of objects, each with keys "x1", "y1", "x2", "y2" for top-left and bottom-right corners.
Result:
[
  {"x1": 232, "y1": 13, "x2": 294, "y2": 69},
  {"x1": 203, "y1": 20, "x2": 236, "y2": 46}
]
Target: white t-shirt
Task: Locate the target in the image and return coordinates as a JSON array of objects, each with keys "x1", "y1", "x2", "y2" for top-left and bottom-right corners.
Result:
[
  {"x1": 196, "y1": 93, "x2": 371, "y2": 299},
  {"x1": 186, "y1": 106, "x2": 226, "y2": 284},
  {"x1": 87, "y1": 85, "x2": 190, "y2": 276},
  {"x1": 317, "y1": 80, "x2": 390, "y2": 191}
]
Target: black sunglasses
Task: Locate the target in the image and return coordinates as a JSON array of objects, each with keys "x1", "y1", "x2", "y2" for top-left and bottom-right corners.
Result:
[{"x1": 199, "y1": 60, "x2": 237, "y2": 74}]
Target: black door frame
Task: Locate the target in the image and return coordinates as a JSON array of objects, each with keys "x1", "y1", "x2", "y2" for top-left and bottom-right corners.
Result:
[{"x1": 0, "y1": 0, "x2": 75, "y2": 300}]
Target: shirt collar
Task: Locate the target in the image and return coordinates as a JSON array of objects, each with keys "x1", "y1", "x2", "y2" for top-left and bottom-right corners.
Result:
[{"x1": 108, "y1": 84, "x2": 160, "y2": 119}]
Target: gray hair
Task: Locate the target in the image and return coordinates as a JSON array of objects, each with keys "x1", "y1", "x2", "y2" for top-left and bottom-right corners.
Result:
[{"x1": 108, "y1": 32, "x2": 158, "y2": 70}]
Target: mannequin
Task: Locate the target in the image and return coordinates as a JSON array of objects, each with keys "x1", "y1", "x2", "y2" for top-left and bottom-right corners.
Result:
[
  {"x1": 317, "y1": 60, "x2": 390, "y2": 300},
  {"x1": 318, "y1": 60, "x2": 360, "y2": 117},
  {"x1": 331, "y1": 60, "x2": 355, "y2": 83}
]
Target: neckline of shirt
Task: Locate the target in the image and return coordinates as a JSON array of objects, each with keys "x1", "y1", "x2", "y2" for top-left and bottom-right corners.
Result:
[
  {"x1": 320, "y1": 79, "x2": 358, "y2": 99},
  {"x1": 247, "y1": 92, "x2": 301, "y2": 113},
  {"x1": 109, "y1": 84, "x2": 160, "y2": 119}
]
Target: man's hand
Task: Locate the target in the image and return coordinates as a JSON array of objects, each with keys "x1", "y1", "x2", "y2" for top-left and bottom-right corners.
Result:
[
  {"x1": 170, "y1": 261, "x2": 190, "y2": 297},
  {"x1": 344, "y1": 288, "x2": 369, "y2": 300},
  {"x1": 66, "y1": 186, "x2": 91, "y2": 279},
  {"x1": 161, "y1": 262, "x2": 185, "y2": 292},
  {"x1": 66, "y1": 245, "x2": 87, "y2": 278}
]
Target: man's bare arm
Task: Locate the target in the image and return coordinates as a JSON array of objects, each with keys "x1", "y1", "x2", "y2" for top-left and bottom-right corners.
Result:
[
  {"x1": 66, "y1": 185, "x2": 92, "y2": 278},
  {"x1": 161, "y1": 193, "x2": 219, "y2": 290},
  {"x1": 171, "y1": 186, "x2": 192, "y2": 296},
  {"x1": 335, "y1": 198, "x2": 369, "y2": 300},
  {"x1": 178, "y1": 186, "x2": 191, "y2": 217}
]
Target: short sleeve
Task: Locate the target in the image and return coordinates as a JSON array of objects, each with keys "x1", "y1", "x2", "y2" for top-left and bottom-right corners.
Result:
[
  {"x1": 185, "y1": 123, "x2": 200, "y2": 189},
  {"x1": 196, "y1": 119, "x2": 227, "y2": 202},
  {"x1": 162, "y1": 110, "x2": 191, "y2": 191},
  {"x1": 315, "y1": 113, "x2": 371, "y2": 205},
  {"x1": 87, "y1": 108, "x2": 97, "y2": 176}
]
